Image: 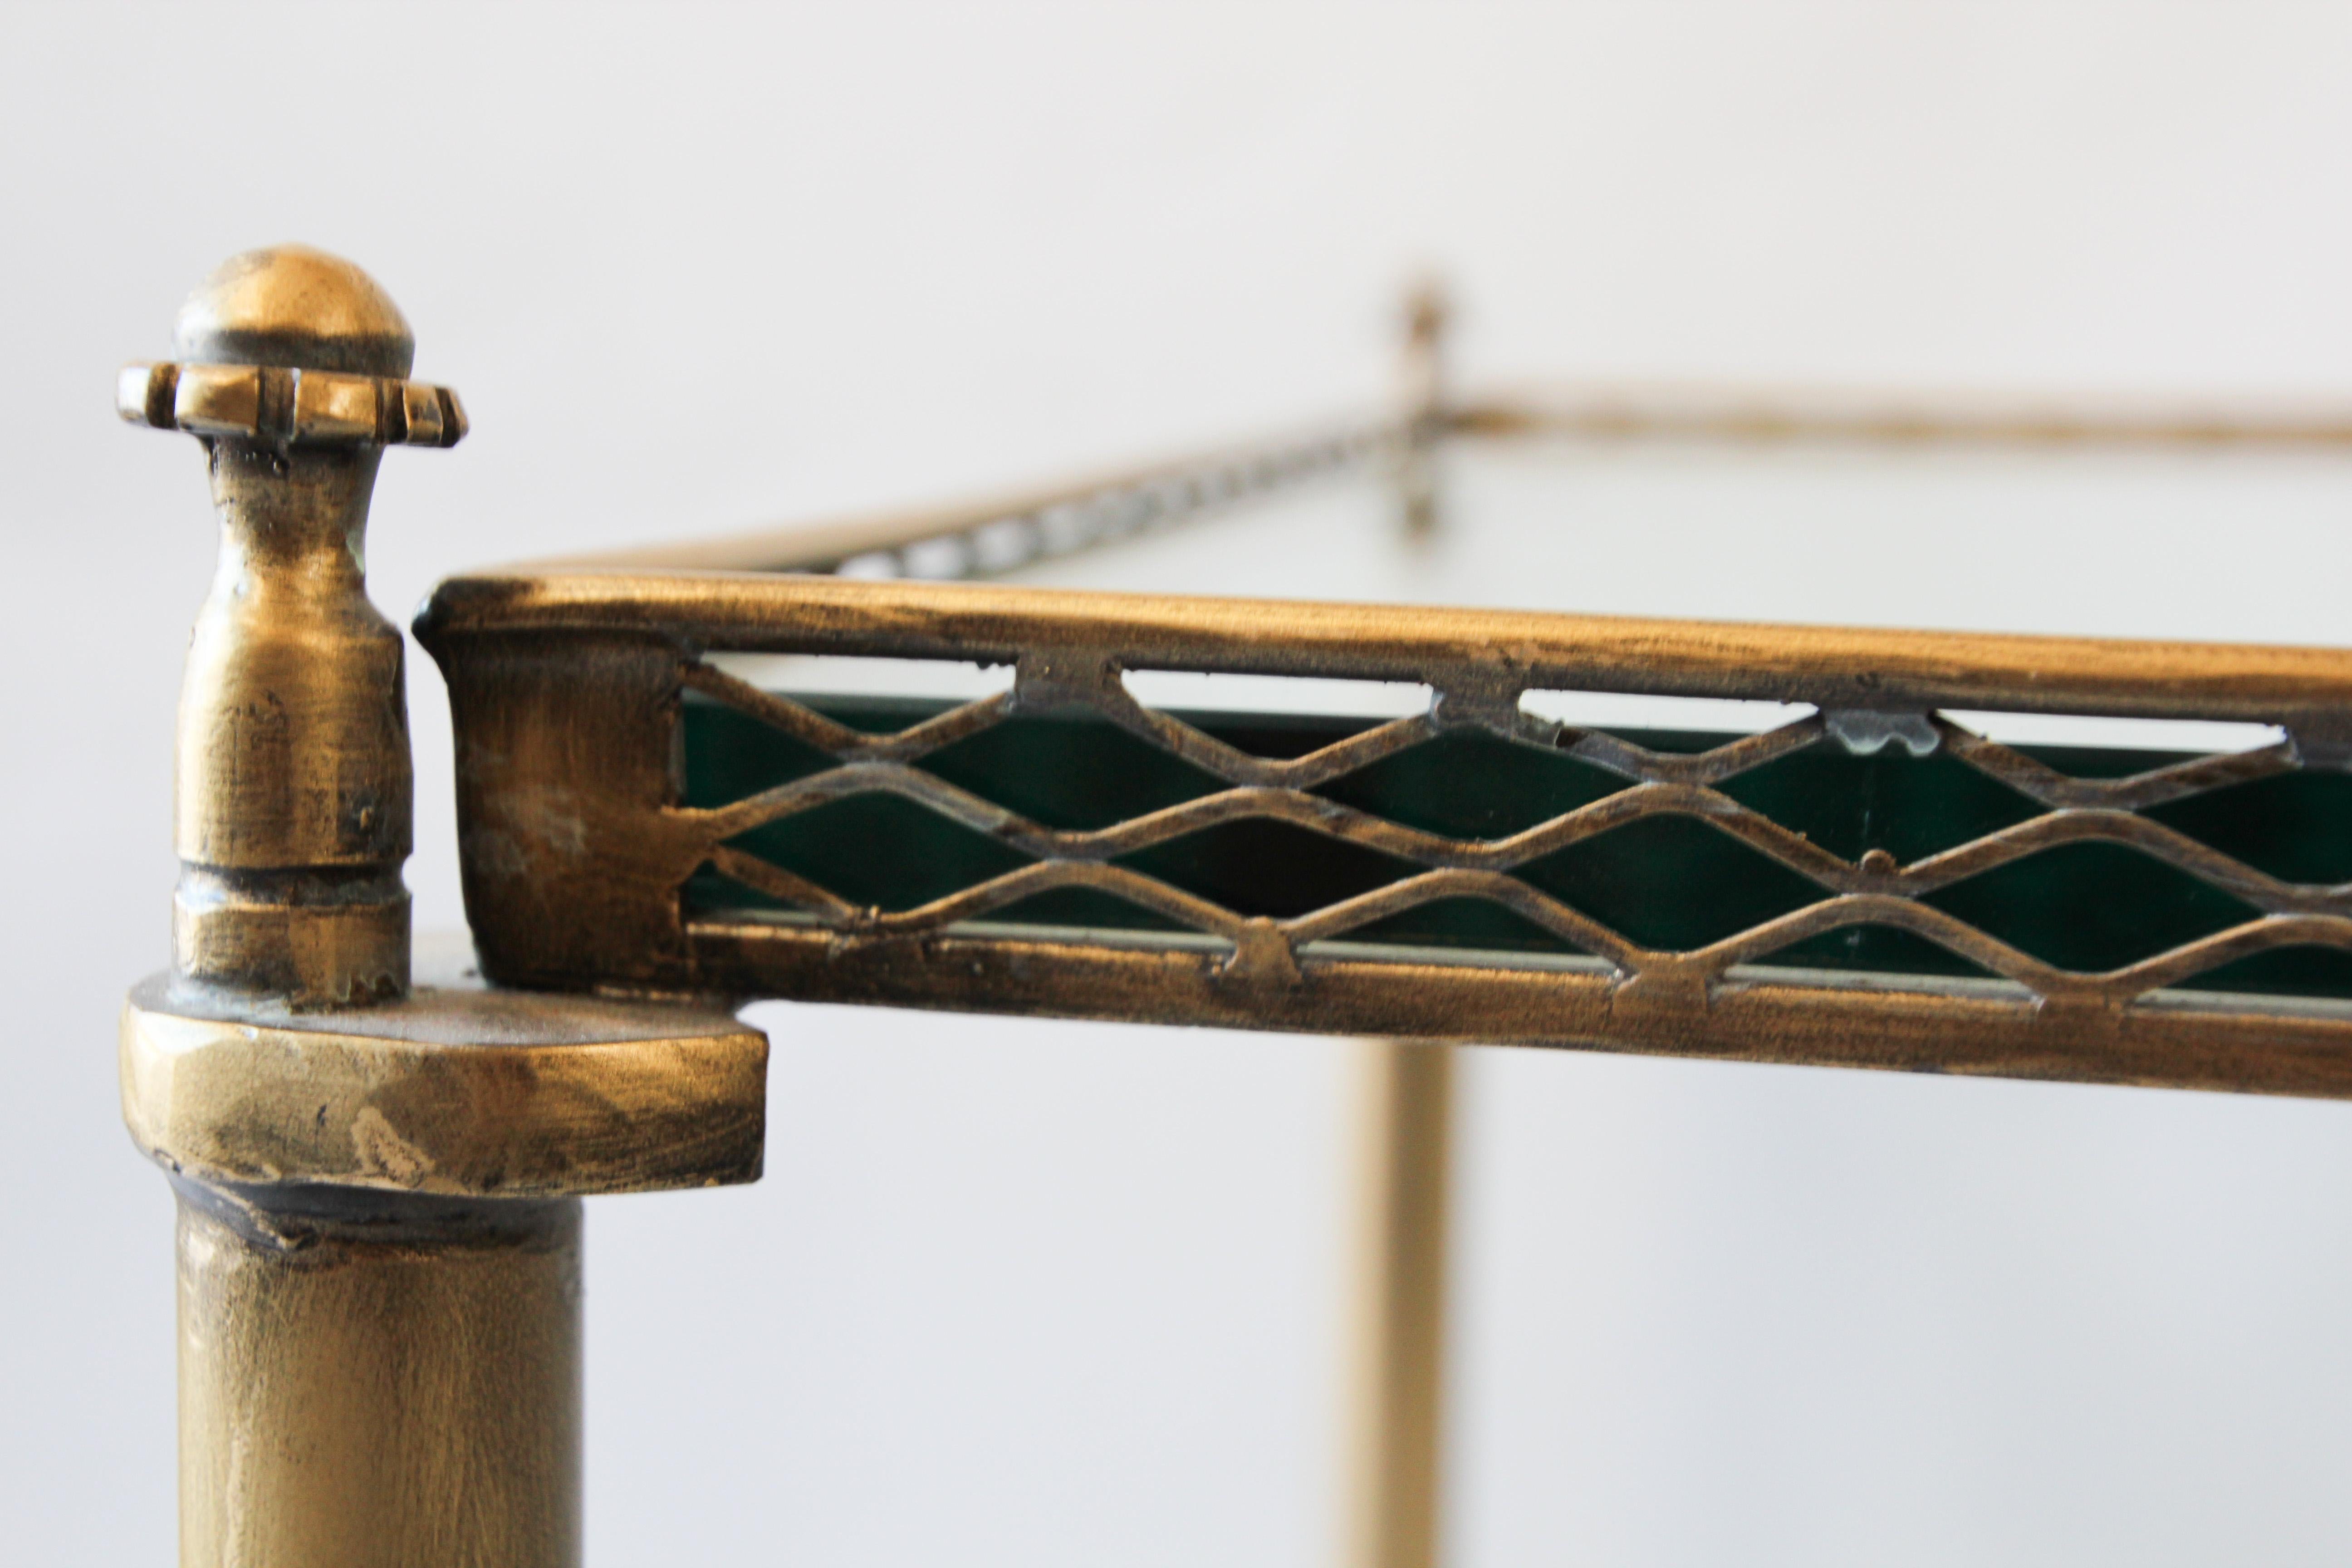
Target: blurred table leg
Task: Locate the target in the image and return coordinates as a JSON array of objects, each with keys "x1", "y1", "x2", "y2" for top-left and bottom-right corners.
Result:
[{"x1": 1343, "y1": 1038, "x2": 1455, "y2": 1568}]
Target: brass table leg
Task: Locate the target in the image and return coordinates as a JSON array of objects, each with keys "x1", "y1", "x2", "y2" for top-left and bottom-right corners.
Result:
[
  {"x1": 1348, "y1": 287, "x2": 1460, "y2": 1568},
  {"x1": 1343, "y1": 1039, "x2": 1455, "y2": 1568},
  {"x1": 175, "y1": 1186, "x2": 583, "y2": 1568}
]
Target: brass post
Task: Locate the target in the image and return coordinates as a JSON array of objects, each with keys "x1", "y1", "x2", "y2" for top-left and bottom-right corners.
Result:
[
  {"x1": 1343, "y1": 1040, "x2": 1455, "y2": 1568},
  {"x1": 1396, "y1": 280, "x2": 1448, "y2": 543},
  {"x1": 1342, "y1": 286, "x2": 1462, "y2": 1568},
  {"x1": 117, "y1": 247, "x2": 767, "y2": 1568}
]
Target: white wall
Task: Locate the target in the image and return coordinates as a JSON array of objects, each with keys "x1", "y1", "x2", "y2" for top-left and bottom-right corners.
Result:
[{"x1": 6, "y1": 5, "x2": 2352, "y2": 1564}]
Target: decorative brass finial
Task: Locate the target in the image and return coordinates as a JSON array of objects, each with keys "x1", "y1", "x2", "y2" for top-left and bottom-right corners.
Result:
[
  {"x1": 119, "y1": 244, "x2": 464, "y2": 450},
  {"x1": 122, "y1": 245, "x2": 467, "y2": 1006}
]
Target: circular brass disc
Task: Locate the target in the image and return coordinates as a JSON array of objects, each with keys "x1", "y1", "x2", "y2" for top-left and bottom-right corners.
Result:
[{"x1": 121, "y1": 936, "x2": 767, "y2": 1200}]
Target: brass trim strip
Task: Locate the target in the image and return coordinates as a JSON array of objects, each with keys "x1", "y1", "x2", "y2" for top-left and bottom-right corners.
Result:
[
  {"x1": 421, "y1": 570, "x2": 2352, "y2": 724},
  {"x1": 679, "y1": 921, "x2": 2352, "y2": 1098},
  {"x1": 1453, "y1": 386, "x2": 2352, "y2": 448}
]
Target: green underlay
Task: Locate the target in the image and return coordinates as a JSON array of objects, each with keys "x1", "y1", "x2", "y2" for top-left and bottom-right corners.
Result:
[{"x1": 681, "y1": 693, "x2": 2352, "y2": 1001}]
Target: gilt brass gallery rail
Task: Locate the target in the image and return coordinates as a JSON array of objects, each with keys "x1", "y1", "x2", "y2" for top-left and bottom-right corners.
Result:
[
  {"x1": 419, "y1": 571, "x2": 2352, "y2": 1100},
  {"x1": 537, "y1": 423, "x2": 1392, "y2": 577},
  {"x1": 1453, "y1": 385, "x2": 2352, "y2": 449}
]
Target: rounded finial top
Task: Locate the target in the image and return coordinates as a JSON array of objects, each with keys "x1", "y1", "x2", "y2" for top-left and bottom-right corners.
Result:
[{"x1": 173, "y1": 245, "x2": 416, "y2": 379}]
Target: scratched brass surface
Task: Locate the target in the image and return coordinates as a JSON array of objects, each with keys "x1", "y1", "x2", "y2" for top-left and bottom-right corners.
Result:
[
  {"x1": 118, "y1": 246, "x2": 762, "y2": 1568},
  {"x1": 122, "y1": 946, "x2": 767, "y2": 1200},
  {"x1": 176, "y1": 1188, "x2": 580, "y2": 1568},
  {"x1": 119, "y1": 245, "x2": 467, "y2": 1007}
]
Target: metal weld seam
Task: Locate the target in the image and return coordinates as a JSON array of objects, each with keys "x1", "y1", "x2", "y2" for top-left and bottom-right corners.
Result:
[
  {"x1": 1563, "y1": 715, "x2": 1826, "y2": 785},
  {"x1": 706, "y1": 848, "x2": 859, "y2": 919},
  {"x1": 1675, "y1": 715, "x2": 1831, "y2": 779},
  {"x1": 1280, "y1": 869, "x2": 1645, "y2": 969},
  {"x1": 683, "y1": 663, "x2": 874, "y2": 755},
  {"x1": 848, "y1": 691, "x2": 1016, "y2": 760},
  {"x1": 1237, "y1": 712, "x2": 1445, "y2": 787},
  {"x1": 1066, "y1": 683, "x2": 1281, "y2": 783},
  {"x1": 1897, "y1": 809, "x2": 2352, "y2": 911},
  {"x1": 1090, "y1": 686, "x2": 1441, "y2": 789},
  {"x1": 698, "y1": 770, "x2": 1400, "y2": 863},
  {"x1": 697, "y1": 774, "x2": 1475, "y2": 864},
  {"x1": 693, "y1": 764, "x2": 1026, "y2": 841},
  {"x1": 1942, "y1": 725, "x2": 2300, "y2": 810},
  {"x1": 1069, "y1": 788, "x2": 1415, "y2": 859},
  {"x1": 842, "y1": 862, "x2": 1252, "y2": 942},
  {"x1": 1689, "y1": 894, "x2": 2073, "y2": 995},
  {"x1": 1471, "y1": 783, "x2": 1862, "y2": 884},
  {"x1": 690, "y1": 661, "x2": 1015, "y2": 763},
  {"x1": 993, "y1": 785, "x2": 1584, "y2": 867},
  {"x1": 2107, "y1": 913, "x2": 2352, "y2": 995}
]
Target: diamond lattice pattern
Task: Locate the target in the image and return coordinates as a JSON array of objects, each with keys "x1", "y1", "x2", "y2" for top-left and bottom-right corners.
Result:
[{"x1": 678, "y1": 666, "x2": 2352, "y2": 1007}]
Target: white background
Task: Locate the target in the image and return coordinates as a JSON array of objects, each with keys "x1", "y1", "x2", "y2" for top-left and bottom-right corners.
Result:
[{"x1": 8, "y1": 5, "x2": 2352, "y2": 1564}]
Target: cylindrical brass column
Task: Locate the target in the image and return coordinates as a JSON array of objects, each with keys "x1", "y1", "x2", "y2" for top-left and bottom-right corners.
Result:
[
  {"x1": 1343, "y1": 1039, "x2": 1455, "y2": 1568},
  {"x1": 175, "y1": 1185, "x2": 582, "y2": 1568},
  {"x1": 1395, "y1": 282, "x2": 1447, "y2": 543},
  {"x1": 1345, "y1": 290, "x2": 1459, "y2": 1568}
]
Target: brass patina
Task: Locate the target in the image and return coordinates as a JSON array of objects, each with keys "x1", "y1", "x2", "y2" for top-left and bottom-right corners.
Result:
[
  {"x1": 417, "y1": 569, "x2": 2352, "y2": 1099},
  {"x1": 414, "y1": 352, "x2": 2352, "y2": 1568},
  {"x1": 411, "y1": 338, "x2": 2352, "y2": 1568},
  {"x1": 119, "y1": 245, "x2": 465, "y2": 1005},
  {"x1": 121, "y1": 943, "x2": 764, "y2": 1201},
  {"x1": 116, "y1": 244, "x2": 2352, "y2": 1568},
  {"x1": 119, "y1": 247, "x2": 767, "y2": 1568}
]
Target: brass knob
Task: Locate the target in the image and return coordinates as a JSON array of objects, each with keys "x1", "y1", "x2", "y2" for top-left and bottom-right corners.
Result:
[
  {"x1": 124, "y1": 245, "x2": 462, "y2": 1006},
  {"x1": 118, "y1": 245, "x2": 466, "y2": 450}
]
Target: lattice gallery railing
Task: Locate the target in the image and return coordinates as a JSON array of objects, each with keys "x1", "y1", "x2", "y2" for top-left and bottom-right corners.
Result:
[
  {"x1": 418, "y1": 571, "x2": 2352, "y2": 1099},
  {"x1": 542, "y1": 421, "x2": 1393, "y2": 577}
]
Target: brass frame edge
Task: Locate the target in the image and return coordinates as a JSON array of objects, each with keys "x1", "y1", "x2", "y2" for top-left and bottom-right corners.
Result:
[
  {"x1": 681, "y1": 923, "x2": 2352, "y2": 1099},
  {"x1": 417, "y1": 568, "x2": 2352, "y2": 725}
]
